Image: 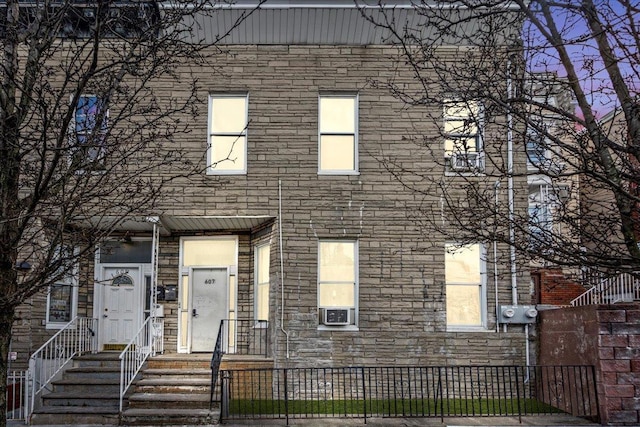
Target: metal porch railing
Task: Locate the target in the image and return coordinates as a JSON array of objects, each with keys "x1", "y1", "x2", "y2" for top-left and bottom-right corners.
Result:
[
  {"x1": 571, "y1": 272, "x2": 640, "y2": 306},
  {"x1": 118, "y1": 316, "x2": 164, "y2": 411},
  {"x1": 28, "y1": 316, "x2": 97, "y2": 419},
  {"x1": 219, "y1": 365, "x2": 599, "y2": 424},
  {"x1": 6, "y1": 370, "x2": 30, "y2": 422}
]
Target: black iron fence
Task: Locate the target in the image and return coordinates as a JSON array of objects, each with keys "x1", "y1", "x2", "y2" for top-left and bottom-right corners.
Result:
[{"x1": 219, "y1": 365, "x2": 598, "y2": 424}]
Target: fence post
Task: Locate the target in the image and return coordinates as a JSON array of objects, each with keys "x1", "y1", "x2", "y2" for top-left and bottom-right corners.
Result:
[
  {"x1": 361, "y1": 367, "x2": 367, "y2": 424},
  {"x1": 514, "y1": 366, "x2": 522, "y2": 424},
  {"x1": 437, "y1": 367, "x2": 444, "y2": 423},
  {"x1": 284, "y1": 369, "x2": 289, "y2": 426}
]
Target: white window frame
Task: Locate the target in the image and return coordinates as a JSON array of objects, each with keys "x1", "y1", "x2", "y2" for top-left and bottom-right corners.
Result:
[
  {"x1": 207, "y1": 94, "x2": 248, "y2": 175},
  {"x1": 445, "y1": 243, "x2": 487, "y2": 331},
  {"x1": 46, "y1": 260, "x2": 79, "y2": 329},
  {"x1": 317, "y1": 240, "x2": 358, "y2": 331},
  {"x1": 254, "y1": 243, "x2": 270, "y2": 324},
  {"x1": 318, "y1": 93, "x2": 359, "y2": 175},
  {"x1": 443, "y1": 99, "x2": 484, "y2": 172}
]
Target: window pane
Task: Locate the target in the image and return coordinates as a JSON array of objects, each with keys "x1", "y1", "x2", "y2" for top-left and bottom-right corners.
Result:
[
  {"x1": 319, "y1": 241, "x2": 355, "y2": 282},
  {"x1": 256, "y1": 284, "x2": 269, "y2": 320},
  {"x1": 444, "y1": 119, "x2": 478, "y2": 135},
  {"x1": 257, "y1": 245, "x2": 270, "y2": 283},
  {"x1": 48, "y1": 284, "x2": 72, "y2": 323},
  {"x1": 211, "y1": 97, "x2": 247, "y2": 133},
  {"x1": 319, "y1": 135, "x2": 355, "y2": 171},
  {"x1": 183, "y1": 239, "x2": 237, "y2": 266},
  {"x1": 446, "y1": 284, "x2": 481, "y2": 326},
  {"x1": 445, "y1": 101, "x2": 479, "y2": 118},
  {"x1": 319, "y1": 283, "x2": 355, "y2": 307},
  {"x1": 445, "y1": 137, "x2": 478, "y2": 154},
  {"x1": 210, "y1": 135, "x2": 246, "y2": 171},
  {"x1": 320, "y1": 97, "x2": 355, "y2": 133},
  {"x1": 445, "y1": 243, "x2": 481, "y2": 284}
]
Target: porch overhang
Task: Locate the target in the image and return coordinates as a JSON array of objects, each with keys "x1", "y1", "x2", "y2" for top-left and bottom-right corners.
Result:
[
  {"x1": 159, "y1": 215, "x2": 275, "y2": 234},
  {"x1": 75, "y1": 215, "x2": 275, "y2": 235}
]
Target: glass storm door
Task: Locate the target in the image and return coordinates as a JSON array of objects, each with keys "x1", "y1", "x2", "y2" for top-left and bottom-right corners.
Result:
[
  {"x1": 101, "y1": 266, "x2": 140, "y2": 347},
  {"x1": 190, "y1": 267, "x2": 228, "y2": 352}
]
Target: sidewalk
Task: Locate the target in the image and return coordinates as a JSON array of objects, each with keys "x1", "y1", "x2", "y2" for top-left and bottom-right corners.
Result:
[
  {"x1": 8, "y1": 414, "x2": 601, "y2": 426},
  {"x1": 222, "y1": 414, "x2": 600, "y2": 426}
]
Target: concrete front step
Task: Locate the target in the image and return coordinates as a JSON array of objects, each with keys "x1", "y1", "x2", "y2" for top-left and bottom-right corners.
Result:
[
  {"x1": 30, "y1": 405, "x2": 120, "y2": 425},
  {"x1": 42, "y1": 391, "x2": 120, "y2": 407},
  {"x1": 61, "y1": 366, "x2": 121, "y2": 380},
  {"x1": 141, "y1": 368, "x2": 212, "y2": 379},
  {"x1": 127, "y1": 392, "x2": 211, "y2": 410},
  {"x1": 121, "y1": 408, "x2": 220, "y2": 426},
  {"x1": 72, "y1": 353, "x2": 122, "y2": 368},
  {"x1": 52, "y1": 377, "x2": 120, "y2": 394}
]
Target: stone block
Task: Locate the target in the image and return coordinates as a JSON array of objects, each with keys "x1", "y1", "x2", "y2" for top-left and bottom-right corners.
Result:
[
  {"x1": 605, "y1": 384, "x2": 636, "y2": 398},
  {"x1": 600, "y1": 359, "x2": 631, "y2": 372},
  {"x1": 599, "y1": 334, "x2": 629, "y2": 347},
  {"x1": 598, "y1": 309, "x2": 627, "y2": 323},
  {"x1": 606, "y1": 410, "x2": 638, "y2": 424}
]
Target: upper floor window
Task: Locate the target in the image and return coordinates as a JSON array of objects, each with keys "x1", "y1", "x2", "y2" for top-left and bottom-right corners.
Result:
[
  {"x1": 254, "y1": 244, "x2": 270, "y2": 322},
  {"x1": 444, "y1": 100, "x2": 484, "y2": 172},
  {"x1": 318, "y1": 240, "x2": 358, "y2": 329},
  {"x1": 71, "y1": 95, "x2": 108, "y2": 169},
  {"x1": 208, "y1": 94, "x2": 248, "y2": 174},
  {"x1": 318, "y1": 94, "x2": 358, "y2": 174},
  {"x1": 445, "y1": 243, "x2": 486, "y2": 329}
]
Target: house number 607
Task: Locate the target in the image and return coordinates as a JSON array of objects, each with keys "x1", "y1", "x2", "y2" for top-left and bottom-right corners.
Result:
[{"x1": 204, "y1": 278, "x2": 216, "y2": 284}]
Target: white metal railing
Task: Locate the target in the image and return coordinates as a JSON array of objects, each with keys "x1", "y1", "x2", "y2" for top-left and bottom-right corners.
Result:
[
  {"x1": 6, "y1": 370, "x2": 29, "y2": 422},
  {"x1": 118, "y1": 317, "x2": 164, "y2": 411},
  {"x1": 571, "y1": 272, "x2": 640, "y2": 306},
  {"x1": 28, "y1": 316, "x2": 97, "y2": 419}
]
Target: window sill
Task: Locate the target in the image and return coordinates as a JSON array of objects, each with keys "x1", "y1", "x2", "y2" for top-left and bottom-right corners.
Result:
[
  {"x1": 446, "y1": 326, "x2": 490, "y2": 333},
  {"x1": 46, "y1": 322, "x2": 73, "y2": 330},
  {"x1": 317, "y1": 325, "x2": 359, "y2": 332},
  {"x1": 444, "y1": 169, "x2": 486, "y2": 177},
  {"x1": 253, "y1": 320, "x2": 268, "y2": 329},
  {"x1": 318, "y1": 171, "x2": 360, "y2": 176},
  {"x1": 206, "y1": 170, "x2": 247, "y2": 176}
]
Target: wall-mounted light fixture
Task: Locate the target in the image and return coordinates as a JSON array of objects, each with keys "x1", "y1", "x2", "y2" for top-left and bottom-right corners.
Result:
[{"x1": 15, "y1": 261, "x2": 32, "y2": 271}]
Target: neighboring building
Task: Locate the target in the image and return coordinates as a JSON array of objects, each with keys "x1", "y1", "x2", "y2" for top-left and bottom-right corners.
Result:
[
  {"x1": 524, "y1": 73, "x2": 584, "y2": 306},
  {"x1": 10, "y1": 1, "x2": 533, "y2": 375}
]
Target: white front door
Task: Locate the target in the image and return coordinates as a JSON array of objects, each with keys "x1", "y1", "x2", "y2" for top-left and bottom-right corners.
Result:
[
  {"x1": 190, "y1": 267, "x2": 228, "y2": 352},
  {"x1": 100, "y1": 266, "x2": 140, "y2": 347}
]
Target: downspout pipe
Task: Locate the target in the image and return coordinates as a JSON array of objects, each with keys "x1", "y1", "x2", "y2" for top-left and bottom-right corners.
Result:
[
  {"x1": 278, "y1": 179, "x2": 290, "y2": 358},
  {"x1": 507, "y1": 57, "x2": 518, "y2": 306}
]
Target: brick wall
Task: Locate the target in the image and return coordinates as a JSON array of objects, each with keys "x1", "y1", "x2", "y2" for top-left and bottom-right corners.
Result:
[
  {"x1": 533, "y1": 268, "x2": 587, "y2": 306},
  {"x1": 538, "y1": 304, "x2": 640, "y2": 425}
]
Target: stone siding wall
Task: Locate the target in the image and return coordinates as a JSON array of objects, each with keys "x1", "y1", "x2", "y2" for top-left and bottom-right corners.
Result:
[{"x1": 12, "y1": 45, "x2": 531, "y2": 370}]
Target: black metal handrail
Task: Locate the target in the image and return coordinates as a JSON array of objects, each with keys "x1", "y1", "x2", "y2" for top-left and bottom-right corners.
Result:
[
  {"x1": 219, "y1": 365, "x2": 599, "y2": 424},
  {"x1": 209, "y1": 320, "x2": 225, "y2": 409}
]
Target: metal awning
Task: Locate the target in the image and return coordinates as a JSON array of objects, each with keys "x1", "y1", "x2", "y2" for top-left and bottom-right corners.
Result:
[
  {"x1": 73, "y1": 215, "x2": 275, "y2": 235},
  {"x1": 159, "y1": 215, "x2": 274, "y2": 233}
]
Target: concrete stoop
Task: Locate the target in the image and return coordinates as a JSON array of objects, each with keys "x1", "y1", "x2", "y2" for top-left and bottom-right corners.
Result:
[
  {"x1": 30, "y1": 353, "x2": 126, "y2": 426},
  {"x1": 120, "y1": 353, "x2": 218, "y2": 426}
]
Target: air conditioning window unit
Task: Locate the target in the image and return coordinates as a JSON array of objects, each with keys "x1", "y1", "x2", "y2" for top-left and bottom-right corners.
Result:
[
  {"x1": 322, "y1": 308, "x2": 351, "y2": 326},
  {"x1": 451, "y1": 152, "x2": 482, "y2": 171}
]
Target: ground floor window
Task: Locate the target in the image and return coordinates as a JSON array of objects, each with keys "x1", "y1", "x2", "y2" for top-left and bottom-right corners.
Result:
[
  {"x1": 445, "y1": 243, "x2": 486, "y2": 329},
  {"x1": 318, "y1": 240, "x2": 358, "y2": 329},
  {"x1": 254, "y1": 243, "x2": 270, "y2": 322}
]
